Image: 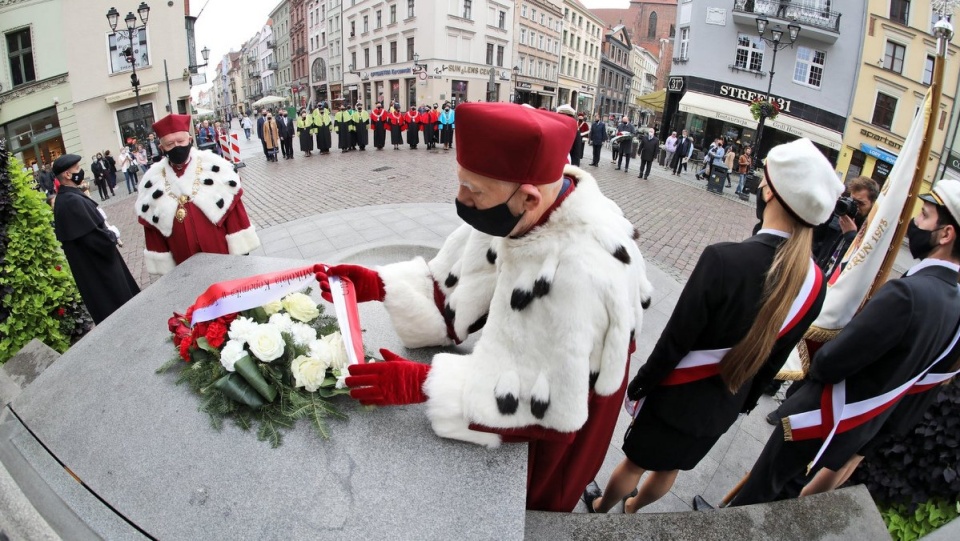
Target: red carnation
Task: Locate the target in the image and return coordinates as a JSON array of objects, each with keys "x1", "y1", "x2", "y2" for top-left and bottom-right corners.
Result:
[
  {"x1": 205, "y1": 321, "x2": 228, "y2": 349},
  {"x1": 57, "y1": 307, "x2": 66, "y2": 317},
  {"x1": 179, "y1": 336, "x2": 192, "y2": 362},
  {"x1": 184, "y1": 305, "x2": 196, "y2": 325}
]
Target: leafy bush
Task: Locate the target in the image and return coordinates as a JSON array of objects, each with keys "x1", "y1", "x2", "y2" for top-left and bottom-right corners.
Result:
[
  {"x1": 881, "y1": 499, "x2": 959, "y2": 541},
  {"x1": 852, "y1": 379, "x2": 960, "y2": 507},
  {"x1": 0, "y1": 142, "x2": 91, "y2": 363}
]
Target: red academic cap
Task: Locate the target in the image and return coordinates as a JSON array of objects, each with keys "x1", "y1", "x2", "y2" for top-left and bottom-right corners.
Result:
[
  {"x1": 455, "y1": 103, "x2": 574, "y2": 185},
  {"x1": 152, "y1": 114, "x2": 193, "y2": 138}
]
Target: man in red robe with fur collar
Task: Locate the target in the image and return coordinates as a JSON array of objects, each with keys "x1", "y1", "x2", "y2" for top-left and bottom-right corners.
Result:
[
  {"x1": 319, "y1": 103, "x2": 653, "y2": 511},
  {"x1": 136, "y1": 114, "x2": 261, "y2": 275}
]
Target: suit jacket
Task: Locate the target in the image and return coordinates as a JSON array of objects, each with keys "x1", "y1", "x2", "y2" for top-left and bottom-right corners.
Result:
[
  {"x1": 639, "y1": 135, "x2": 659, "y2": 161},
  {"x1": 91, "y1": 160, "x2": 106, "y2": 180},
  {"x1": 589, "y1": 121, "x2": 607, "y2": 145},
  {"x1": 629, "y1": 233, "x2": 826, "y2": 439},
  {"x1": 781, "y1": 261, "x2": 960, "y2": 468},
  {"x1": 257, "y1": 116, "x2": 266, "y2": 140},
  {"x1": 276, "y1": 116, "x2": 294, "y2": 138}
]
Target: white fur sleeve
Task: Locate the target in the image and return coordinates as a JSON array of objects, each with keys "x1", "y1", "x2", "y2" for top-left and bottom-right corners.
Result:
[{"x1": 378, "y1": 257, "x2": 453, "y2": 348}]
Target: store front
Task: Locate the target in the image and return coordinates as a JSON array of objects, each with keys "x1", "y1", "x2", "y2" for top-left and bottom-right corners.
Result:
[
  {"x1": 663, "y1": 76, "x2": 844, "y2": 164},
  {"x1": 2, "y1": 107, "x2": 66, "y2": 169},
  {"x1": 835, "y1": 127, "x2": 904, "y2": 189}
]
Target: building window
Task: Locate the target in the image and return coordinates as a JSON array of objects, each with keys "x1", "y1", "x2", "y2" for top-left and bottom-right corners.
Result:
[
  {"x1": 390, "y1": 41, "x2": 397, "y2": 63},
  {"x1": 350, "y1": 20, "x2": 355, "y2": 37},
  {"x1": 6, "y1": 28, "x2": 35, "y2": 87},
  {"x1": 735, "y1": 33, "x2": 764, "y2": 71},
  {"x1": 486, "y1": 43, "x2": 494, "y2": 65},
  {"x1": 107, "y1": 28, "x2": 149, "y2": 74},
  {"x1": 648, "y1": 12, "x2": 658, "y2": 39},
  {"x1": 116, "y1": 103, "x2": 155, "y2": 145},
  {"x1": 923, "y1": 54, "x2": 935, "y2": 85},
  {"x1": 890, "y1": 0, "x2": 910, "y2": 25},
  {"x1": 496, "y1": 44, "x2": 504, "y2": 67},
  {"x1": 669, "y1": 24, "x2": 675, "y2": 38},
  {"x1": 521, "y1": 5, "x2": 526, "y2": 18},
  {"x1": 872, "y1": 93, "x2": 897, "y2": 130},
  {"x1": 377, "y1": 10, "x2": 382, "y2": 28},
  {"x1": 390, "y1": 4, "x2": 397, "y2": 24},
  {"x1": 364, "y1": 48, "x2": 370, "y2": 67},
  {"x1": 351, "y1": 51, "x2": 357, "y2": 69},
  {"x1": 408, "y1": 0, "x2": 415, "y2": 19},
  {"x1": 377, "y1": 44, "x2": 383, "y2": 65},
  {"x1": 884, "y1": 41, "x2": 905, "y2": 73},
  {"x1": 363, "y1": 16, "x2": 368, "y2": 33},
  {"x1": 498, "y1": 10, "x2": 506, "y2": 30},
  {"x1": 452, "y1": 79, "x2": 468, "y2": 103},
  {"x1": 793, "y1": 46, "x2": 825, "y2": 88},
  {"x1": 520, "y1": 28, "x2": 526, "y2": 45},
  {"x1": 407, "y1": 37, "x2": 415, "y2": 60},
  {"x1": 463, "y1": 0, "x2": 472, "y2": 20}
]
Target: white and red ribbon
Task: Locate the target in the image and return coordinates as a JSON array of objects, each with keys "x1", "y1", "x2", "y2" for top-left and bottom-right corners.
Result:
[{"x1": 328, "y1": 276, "x2": 365, "y2": 366}]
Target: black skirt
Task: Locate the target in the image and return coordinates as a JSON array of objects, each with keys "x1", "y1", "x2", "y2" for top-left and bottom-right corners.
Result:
[
  {"x1": 622, "y1": 402, "x2": 721, "y2": 471},
  {"x1": 441, "y1": 125, "x2": 454, "y2": 145},
  {"x1": 390, "y1": 125, "x2": 403, "y2": 145},
  {"x1": 299, "y1": 130, "x2": 314, "y2": 152}
]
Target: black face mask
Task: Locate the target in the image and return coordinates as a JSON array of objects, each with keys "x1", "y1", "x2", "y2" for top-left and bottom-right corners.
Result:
[
  {"x1": 756, "y1": 186, "x2": 767, "y2": 221},
  {"x1": 907, "y1": 220, "x2": 944, "y2": 260},
  {"x1": 71, "y1": 169, "x2": 85, "y2": 183},
  {"x1": 455, "y1": 186, "x2": 524, "y2": 238},
  {"x1": 166, "y1": 143, "x2": 192, "y2": 165}
]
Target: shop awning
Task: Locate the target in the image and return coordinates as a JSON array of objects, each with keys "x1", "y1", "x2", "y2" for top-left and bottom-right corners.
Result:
[
  {"x1": 860, "y1": 143, "x2": 898, "y2": 164},
  {"x1": 636, "y1": 89, "x2": 665, "y2": 111},
  {"x1": 678, "y1": 91, "x2": 843, "y2": 150}
]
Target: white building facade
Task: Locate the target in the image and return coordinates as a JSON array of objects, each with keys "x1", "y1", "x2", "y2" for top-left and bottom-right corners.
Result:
[{"x1": 557, "y1": 0, "x2": 604, "y2": 114}]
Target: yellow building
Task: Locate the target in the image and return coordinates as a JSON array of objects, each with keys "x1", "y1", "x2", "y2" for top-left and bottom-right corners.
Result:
[{"x1": 836, "y1": 0, "x2": 960, "y2": 194}]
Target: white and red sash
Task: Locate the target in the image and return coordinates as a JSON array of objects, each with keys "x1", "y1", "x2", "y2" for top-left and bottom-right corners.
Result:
[
  {"x1": 188, "y1": 265, "x2": 365, "y2": 365},
  {"x1": 625, "y1": 258, "x2": 822, "y2": 416},
  {"x1": 784, "y1": 285, "x2": 960, "y2": 471}
]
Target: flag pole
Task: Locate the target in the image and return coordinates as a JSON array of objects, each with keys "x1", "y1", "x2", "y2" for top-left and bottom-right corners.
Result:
[{"x1": 866, "y1": 17, "x2": 954, "y2": 298}]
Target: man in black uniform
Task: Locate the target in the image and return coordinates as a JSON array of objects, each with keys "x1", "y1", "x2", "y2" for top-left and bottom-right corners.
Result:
[
  {"x1": 556, "y1": 104, "x2": 583, "y2": 166},
  {"x1": 731, "y1": 178, "x2": 960, "y2": 505},
  {"x1": 51, "y1": 154, "x2": 140, "y2": 324}
]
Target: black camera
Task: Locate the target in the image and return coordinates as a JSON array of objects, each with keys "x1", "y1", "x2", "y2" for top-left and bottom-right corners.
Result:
[{"x1": 834, "y1": 196, "x2": 859, "y2": 218}]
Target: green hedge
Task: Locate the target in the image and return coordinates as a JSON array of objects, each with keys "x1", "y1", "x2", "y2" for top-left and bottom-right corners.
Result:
[
  {"x1": 881, "y1": 500, "x2": 959, "y2": 541},
  {"x1": 0, "y1": 142, "x2": 91, "y2": 363}
]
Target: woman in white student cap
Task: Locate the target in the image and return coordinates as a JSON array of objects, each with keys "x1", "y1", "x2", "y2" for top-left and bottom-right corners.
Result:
[{"x1": 584, "y1": 138, "x2": 844, "y2": 513}]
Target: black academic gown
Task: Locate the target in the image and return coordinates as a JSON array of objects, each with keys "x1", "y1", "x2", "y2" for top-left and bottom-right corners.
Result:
[
  {"x1": 355, "y1": 113, "x2": 370, "y2": 148},
  {"x1": 334, "y1": 113, "x2": 352, "y2": 150},
  {"x1": 53, "y1": 186, "x2": 139, "y2": 324},
  {"x1": 732, "y1": 261, "x2": 960, "y2": 505},
  {"x1": 624, "y1": 233, "x2": 826, "y2": 471},
  {"x1": 371, "y1": 111, "x2": 387, "y2": 149},
  {"x1": 406, "y1": 115, "x2": 420, "y2": 147},
  {"x1": 569, "y1": 129, "x2": 584, "y2": 167}
]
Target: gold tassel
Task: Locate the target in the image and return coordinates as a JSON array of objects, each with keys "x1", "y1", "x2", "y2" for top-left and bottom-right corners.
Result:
[
  {"x1": 781, "y1": 417, "x2": 794, "y2": 441},
  {"x1": 804, "y1": 325, "x2": 841, "y2": 344}
]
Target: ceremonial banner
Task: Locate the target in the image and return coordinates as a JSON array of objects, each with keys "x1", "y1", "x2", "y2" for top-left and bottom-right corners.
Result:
[{"x1": 777, "y1": 91, "x2": 931, "y2": 379}]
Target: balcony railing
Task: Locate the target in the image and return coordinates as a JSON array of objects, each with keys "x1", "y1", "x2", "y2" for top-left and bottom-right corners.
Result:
[
  {"x1": 248, "y1": 70, "x2": 261, "y2": 78},
  {"x1": 267, "y1": 62, "x2": 278, "y2": 71},
  {"x1": 733, "y1": 0, "x2": 841, "y2": 33},
  {"x1": 266, "y1": 40, "x2": 275, "y2": 48}
]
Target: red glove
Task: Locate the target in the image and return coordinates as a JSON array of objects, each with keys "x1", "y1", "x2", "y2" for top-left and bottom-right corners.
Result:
[
  {"x1": 319, "y1": 264, "x2": 386, "y2": 303},
  {"x1": 345, "y1": 349, "x2": 429, "y2": 406}
]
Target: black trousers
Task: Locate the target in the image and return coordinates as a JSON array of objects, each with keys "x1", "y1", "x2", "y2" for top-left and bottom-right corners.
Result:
[
  {"x1": 592, "y1": 144, "x2": 602, "y2": 165},
  {"x1": 260, "y1": 139, "x2": 268, "y2": 157},
  {"x1": 639, "y1": 159, "x2": 653, "y2": 178},
  {"x1": 728, "y1": 423, "x2": 821, "y2": 506},
  {"x1": 280, "y1": 136, "x2": 294, "y2": 157},
  {"x1": 617, "y1": 150, "x2": 631, "y2": 170}
]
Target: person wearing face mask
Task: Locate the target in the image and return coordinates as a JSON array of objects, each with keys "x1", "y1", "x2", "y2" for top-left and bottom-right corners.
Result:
[
  {"x1": 90, "y1": 153, "x2": 110, "y2": 201},
  {"x1": 729, "y1": 178, "x2": 960, "y2": 507},
  {"x1": 354, "y1": 102, "x2": 370, "y2": 151},
  {"x1": 51, "y1": 154, "x2": 139, "y2": 324},
  {"x1": 439, "y1": 103, "x2": 455, "y2": 150},
  {"x1": 585, "y1": 138, "x2": 838, "y2": 515},
  {"x1": 297, "y1": 109, "x2": 315, "y2": 156},
  {"x1": 316, "y1": 102, "x2": 654, "y2": 512},
  {"x1": 421, "y1": 103, "x2": 438, "y2": 150},
  {"x1": 370, "y1": 102, "x2": 388, "y2": 150},
  {"x1": 333, "y1": 105, "x2": 354, "y2": 153},
  {"x1": 276, "y1": 110, "x2": 295, "y2": 159},
  {"x1": 556, "y1": 104, "x2": 582, "y2": 166},
  {"x1": 432, "y1": 103, "x2": 441, "y2": 146},
  {"x1": 404, "y1": 105, "x2": 421, "y2": 150},
  {"x1": 637, "y1": 128, "x2": 659, "y2": 180},
  {"x1": 312, "y1": 102, "x2": 333, "y2": 154},
  {"x1": 387, "y1": 104, "x2": 405, "y2": 150},
  {"x1": 135, "y1": 114, "x2": 261, "y2": 275}
]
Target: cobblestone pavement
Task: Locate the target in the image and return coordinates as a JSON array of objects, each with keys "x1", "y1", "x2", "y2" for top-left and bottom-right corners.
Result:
[{"x1": 102, "y1": 133, "x2": 757, "y2": 288}]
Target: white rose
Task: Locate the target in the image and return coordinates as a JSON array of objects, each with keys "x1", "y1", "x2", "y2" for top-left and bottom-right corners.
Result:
[
  {"x1": 289, "y1": 322, "x2": 317, "y2": 347},
  {"x1": 322, "y1": 331, "x2": 350, "y2": 370},
  {"x1": 291, "y1": 355, "x2": 329, "y2": 392},
  {"x1": 282, "y1": 292, "x2": 320, "y2": 322},
  {"x1": 268, "y1": 313, "x2": 294, "y2": 334},
  {"x1": 262, "y1": 300, "x2": 283, "y2": 315},
  {"x1": 227, "y1": 316, "x2": 258, "y2": 345},
  {"x1": 334, "y1": 367, "x2": 350, "y2": 389},
  {"x1": 247, "y1": 324, "x2": 286, "y2": 362},
  {"x1": 219, "y1": 340, "x2": 247, "y2": 372},
  {"x1": 307, "y1": 338, "x2": 331, "y2": 361}
]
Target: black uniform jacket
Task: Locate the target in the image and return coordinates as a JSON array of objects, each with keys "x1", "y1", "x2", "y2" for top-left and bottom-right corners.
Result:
[
  {"x1": 628, "y1": 233, "x2": 827, "y2": 439},
  {"x1": 780, "y1": 261, "x2": 960, "y2": 469}
]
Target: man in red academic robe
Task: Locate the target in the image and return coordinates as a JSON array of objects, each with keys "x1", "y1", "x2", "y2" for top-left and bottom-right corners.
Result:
[
  {"x1": 136, "y1": 113, "x2": 261, "y2": 275},
  {"x1": 319, "y1": 103, "x2": 653, "y2": 511}
]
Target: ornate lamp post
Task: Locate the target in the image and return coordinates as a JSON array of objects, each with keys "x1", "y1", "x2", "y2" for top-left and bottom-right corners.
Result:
[
  {"x1": 106, "y1": 3, "x2": 151, "y2": 143},
  {"x1": 513, "y1": 65, "x2": 521, "y2": 104},
  {"x1": 752, "y1": 17, "x2": 799, "y2": 166}
]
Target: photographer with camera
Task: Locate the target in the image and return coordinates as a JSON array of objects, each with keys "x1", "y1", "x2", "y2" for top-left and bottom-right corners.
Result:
[{"x1": 812, "y1": 177, "x2": 879, "y2": 276}]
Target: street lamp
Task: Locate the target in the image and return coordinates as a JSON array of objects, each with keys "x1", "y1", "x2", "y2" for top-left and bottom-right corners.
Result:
[
  {"x1": 106, "y1": 2, "x2": 151, "y2": 145},
  {"x1": 412, "y1": 52, "x2": 427, "y2": 73},
  {"x1": 512, "y1": 65, "x2": 521, "y2": 104},
  {"x1": 752, "y1": 17, "x2": 800, "y2": 167}
]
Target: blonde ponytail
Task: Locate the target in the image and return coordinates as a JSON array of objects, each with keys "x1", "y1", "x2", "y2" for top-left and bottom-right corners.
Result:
[{"x1": 718, "y1": 225, "x2": 814, "y2": 393}]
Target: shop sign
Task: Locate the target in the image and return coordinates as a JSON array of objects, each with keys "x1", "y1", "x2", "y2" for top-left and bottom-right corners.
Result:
[
  {"x1": 860, "y1": 143, "x2": 898, "y2": 164},
  {"x1": 432, "y1": 64, "x2": 503, "y2": 78},
  {"x1": 859, "y1": 128, "x2": 903, "y2": 151},
  {"x1": 874, "y1": 160, "x2": 892, "y2": 179},
  {"x1": 516, "y1": 82, "x2": 532, "y2": 89},
  {"x1": 719, "y1": 84, "x2": 792, "y2": 113},
  {"x1": 369, "y1": 67, "x2": 413, "y2": 78},
  {"x1": 947, "y1": 152, "x2": 960, "y2": 174},
  {"x1": 668, "y1": 77, "x2": 684, "y2": 92}
]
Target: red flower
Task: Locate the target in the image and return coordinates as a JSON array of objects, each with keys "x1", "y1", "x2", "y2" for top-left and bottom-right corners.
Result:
[
  {"x1": 173, "y1": 326, "x2": 192, "y2": 348},
  {"x1": 57, "y1": 307, "x2": 66, "y2": 317},
  {"x1": 184, "y1": 305, "x2": 196, "y2": 325},
  {"x1": 168, "y1": 313, "x2": 187, "y2": 334},
  {"x1": 205, "y1": 321, "x2": 228, "y2": 349},
  {"x1": 55, "y1": 265, "x2": 62, "y2": 272},
  {"x1": 179, "y1": 336, "x2": 192, "y2": 362}
]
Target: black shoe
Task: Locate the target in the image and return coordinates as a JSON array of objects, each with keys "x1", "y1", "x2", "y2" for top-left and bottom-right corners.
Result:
[
  {"x1": 693, "y1": 495, "x2": 715, "y2": 511},
  {"x1": 766, "y1": 409, "x2": 781, "y2": 426},
  {"x1": 614, "y1": 166, "x2": 620, "y2": 170},
  {"x1": 582, "y1": 481, "x2": 602, "y2": 513},
  {"x1": 622, "y1": 489, "x2": 639, "y2": 512},
  {"x1": 644, "y1": 176, "x2": 649, "y2": 180},
  {"x1": 638, "y1": 173, "x2": 643, "y2": 179}
]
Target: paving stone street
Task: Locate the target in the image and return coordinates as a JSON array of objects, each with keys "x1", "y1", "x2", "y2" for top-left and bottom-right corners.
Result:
[{"x1": 102, "y1": 127, "x2": 758, "y2": 289}]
